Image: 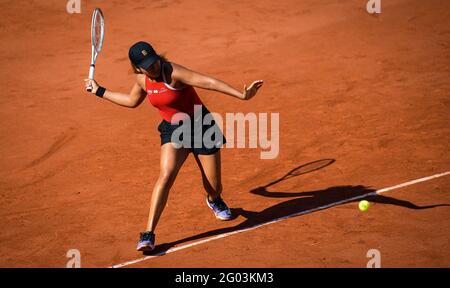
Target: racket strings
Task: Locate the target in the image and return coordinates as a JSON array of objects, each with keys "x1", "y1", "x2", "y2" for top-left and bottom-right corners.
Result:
[{"x1": 91, "y1": 10, "x2": 104, "y2": 52}]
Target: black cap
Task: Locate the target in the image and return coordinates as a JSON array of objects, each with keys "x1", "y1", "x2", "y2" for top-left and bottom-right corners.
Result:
[{"x1": 129, "y1": 41, "x2": 160, "y2": 70}]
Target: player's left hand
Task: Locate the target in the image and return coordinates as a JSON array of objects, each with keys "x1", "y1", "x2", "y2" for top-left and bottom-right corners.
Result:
[{"x1": 242, "y1": 80, "x2": 263, "y2": 100}]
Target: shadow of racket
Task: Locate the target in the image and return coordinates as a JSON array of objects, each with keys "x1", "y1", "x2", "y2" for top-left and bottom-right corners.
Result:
[{"x1": 260, "y1": 158, "x2": 335, "y2": 189}]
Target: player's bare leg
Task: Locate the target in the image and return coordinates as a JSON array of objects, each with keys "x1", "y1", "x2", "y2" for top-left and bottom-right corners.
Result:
[
  {"x1": 194, "y1": 150, "x2": 232, "y2": 220},
  {"x1": 194, "y1": 150, "x2": 222, "y2": 200},
  {"x1": 146, "y1": 143, "x2": 190, "y2": 232}
]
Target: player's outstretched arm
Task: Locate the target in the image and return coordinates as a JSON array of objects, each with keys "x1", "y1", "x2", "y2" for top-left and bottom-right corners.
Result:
[{"x1": 171, "y1": 63, "x2": 263, "y2": 100}]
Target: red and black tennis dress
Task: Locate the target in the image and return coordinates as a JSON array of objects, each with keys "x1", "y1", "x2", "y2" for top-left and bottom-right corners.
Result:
[{"x1": 145, "y1": 64, "x2": 226, "y2": 154}]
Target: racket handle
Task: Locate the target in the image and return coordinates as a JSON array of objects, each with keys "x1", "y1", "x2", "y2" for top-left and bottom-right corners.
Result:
[
  {"x1": 87, "y1": 65, "x2": 95, "y2": 92},
  {"x1": 88, "y1": 65, "x2": 95, "y2": 79}
]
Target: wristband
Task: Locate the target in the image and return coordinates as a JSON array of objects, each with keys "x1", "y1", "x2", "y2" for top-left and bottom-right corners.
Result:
[{"x1": 96, "y1": 86, "x2": 106, "y2": 98}]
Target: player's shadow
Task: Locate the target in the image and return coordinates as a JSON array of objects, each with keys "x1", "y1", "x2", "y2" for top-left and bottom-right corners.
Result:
[{"x1": 146, "y1": 161, "x2": 449, "y2": 256}]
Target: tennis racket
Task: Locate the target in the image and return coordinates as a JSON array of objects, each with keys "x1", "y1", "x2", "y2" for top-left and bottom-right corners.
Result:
[{"x1": 87, "y1": 8, "x2": 105, "y2": 92}]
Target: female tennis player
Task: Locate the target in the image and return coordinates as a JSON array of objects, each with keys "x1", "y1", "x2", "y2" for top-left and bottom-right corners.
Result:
[{"x1": 84, "y1": 41, "x2": 263, "y2": 252}]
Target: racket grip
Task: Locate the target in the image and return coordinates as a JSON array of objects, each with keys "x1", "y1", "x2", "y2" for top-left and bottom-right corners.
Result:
[
  {"x1": 87, "y1": 65, "x2": 95, "y2": 92},
  {"x1": 88, "y1": 65, "x2": 95, "y2": 80}
]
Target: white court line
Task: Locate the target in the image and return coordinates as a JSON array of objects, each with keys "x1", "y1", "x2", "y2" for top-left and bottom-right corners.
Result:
[{"x1": 111, "y1": 171, "x2": 450, "y2": 268}]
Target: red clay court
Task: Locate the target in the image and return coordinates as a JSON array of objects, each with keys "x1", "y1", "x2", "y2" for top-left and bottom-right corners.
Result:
[{"x1": 0, "y1": 0, "x2": 449, "y2": 267}]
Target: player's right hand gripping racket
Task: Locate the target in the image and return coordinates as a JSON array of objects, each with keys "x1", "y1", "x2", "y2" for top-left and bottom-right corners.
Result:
[{"x1": 87, "y1": 8, "x2": 105, "y2": 92}]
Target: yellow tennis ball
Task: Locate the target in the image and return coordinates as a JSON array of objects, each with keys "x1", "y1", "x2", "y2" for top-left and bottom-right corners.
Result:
[{"x1": 359, "y1": 200, "x2": 370, "y2": 211}]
